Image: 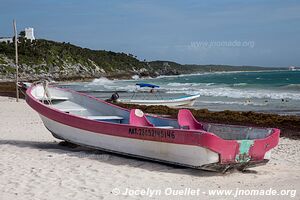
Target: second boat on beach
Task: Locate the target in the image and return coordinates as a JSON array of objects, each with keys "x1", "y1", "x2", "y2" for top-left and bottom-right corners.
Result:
[{"x1": 117, "y1": 83, "x2": 200, "y2": 107}]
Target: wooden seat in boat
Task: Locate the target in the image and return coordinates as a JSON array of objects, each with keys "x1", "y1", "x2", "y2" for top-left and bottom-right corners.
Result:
[
  {"x1": 86, "y1": 116, "x2": 123, "y2": 120},
  {"x1": 37, "y1": 96, "x2": 69, "y2": 101},
  {"x1": 85, "y1": 116, "x2": 123, "y2": 123},
  {"x1": 59, "y1": 108, "x2": 87, "y2": 112}
]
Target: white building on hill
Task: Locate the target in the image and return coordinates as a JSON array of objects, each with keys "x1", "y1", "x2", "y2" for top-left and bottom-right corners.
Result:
[
  {"x1": 25, "y1": 27, "x2": 35, "y2": 40},
  {"x1": 0, "y1": 27, "x2": 35, "y2": 43}
]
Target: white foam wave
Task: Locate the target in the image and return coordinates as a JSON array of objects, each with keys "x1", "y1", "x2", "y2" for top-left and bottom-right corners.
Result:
[
  {"x1": 198, "y1": 100, "x2": 267, "y2": 106},
  {"x1": 85, "y1": 76, "x2": 300, "y2": 100},
  {"x1": 165, "y1": 87, "x2": 300, "y2": 100},
  {"x1": 132, "y1": 75, "x2": 140, "y2": 80},
  {"x1": 89, "y1": 77, "x2": 114, "y2": 85},
  {"x1": 167, "y1": 83, "x2": 194, "y2": 87},
  {"x1": 281, "y1": 84, "x2": 300, "y2": 90},
  {"x1": 167, "y1": 82, "x2": 214, "y2": 87},
  {"x1": 233, "y1": 83, "x2": 247, "y2": 86}
]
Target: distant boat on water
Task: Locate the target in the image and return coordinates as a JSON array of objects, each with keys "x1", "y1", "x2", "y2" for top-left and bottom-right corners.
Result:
[{"x1": 117, "y1": 83, "x2": 200, "y2": 107}]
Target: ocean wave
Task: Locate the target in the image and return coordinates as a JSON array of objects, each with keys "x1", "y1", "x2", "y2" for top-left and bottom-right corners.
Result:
[
  {"x1": 89, "y1": 77, "x2": 114, "y2": 85},
  {"x1": 167, "y1": 82, "x2": 215, "y2": 87},
  {"x1": 132, "y1": 75, "x2": 140, "y2": 80},
  {"x1": 99, "y1": 84, "x2": 136, "y2": 92},
  {"x1": 84, "y1": 75, "x2": 300, "y2": 100},
  {"x1": 165, "y1": 87, "x2": 300, "y2": 100},
  {"x1": 111, "y1": 81, "x2": 300, "y2": 100},
  {"x1": 280, "y1": 84, "x2": 300, "y2": 90},
  {"x1": 167, "y1": 83, "x2": 193, "y2": 87},
  {"x1": 198, "y1": 100, "x2": 268, "y2": 106},
  {"x1": 233, "y1": 83, "x2": 247, "y2": 87}
]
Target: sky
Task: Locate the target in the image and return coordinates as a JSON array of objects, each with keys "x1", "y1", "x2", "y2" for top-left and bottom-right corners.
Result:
[{"x1": 0, "y1": 0, "x2": 299, "y2": 67}]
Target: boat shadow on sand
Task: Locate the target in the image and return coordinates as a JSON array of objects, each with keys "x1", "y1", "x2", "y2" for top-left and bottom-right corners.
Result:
[{"x1": 0, "y1": 139, "x2": 257, "y2": 176}]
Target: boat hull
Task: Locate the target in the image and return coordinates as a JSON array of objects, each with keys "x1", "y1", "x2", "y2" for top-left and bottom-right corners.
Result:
[
  {"x1": 118, "y1": 95, "x2": 200, "y2": 107},
  {"x1": 25, "y1": 84, "x2": 280, "y2": 172},
  {"x1": 40, "y1": 114, "x2": 220, "y2": 168}
]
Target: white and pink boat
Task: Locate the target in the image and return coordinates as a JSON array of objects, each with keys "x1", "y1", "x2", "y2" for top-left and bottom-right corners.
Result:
[
  {"x1": 26, "y1": 82, "x2": 280, "y2": 172},
  {"x1": 117, "y1": 83, "x2": 200, "y2": 107}
]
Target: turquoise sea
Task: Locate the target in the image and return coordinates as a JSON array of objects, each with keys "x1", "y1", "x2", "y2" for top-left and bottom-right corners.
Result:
[{"x1": 61, "y1": 70, "x2": 300, "y2": 115}]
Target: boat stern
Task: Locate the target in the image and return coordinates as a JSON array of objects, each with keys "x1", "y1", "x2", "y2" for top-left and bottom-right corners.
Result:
[{"x1": 197, "y1": 128, "x2": 280, "y2": 172}]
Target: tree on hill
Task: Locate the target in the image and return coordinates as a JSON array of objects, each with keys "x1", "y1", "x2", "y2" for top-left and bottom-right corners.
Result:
[{"x1": 19, "y1": 31, "x2": 25, "y2": 38}]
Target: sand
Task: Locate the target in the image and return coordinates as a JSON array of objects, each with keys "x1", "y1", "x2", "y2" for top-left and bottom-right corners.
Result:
[{"x1": 0, "y1": 96, "x2": 299, "y2": 200}]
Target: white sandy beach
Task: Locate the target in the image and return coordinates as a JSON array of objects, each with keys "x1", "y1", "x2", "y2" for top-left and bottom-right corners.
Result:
[{"x1": 0, "y1": 96, "x2": 299, "y2": 200}]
